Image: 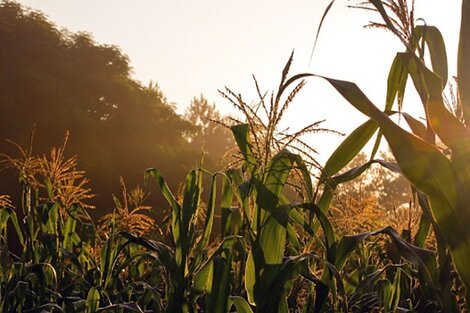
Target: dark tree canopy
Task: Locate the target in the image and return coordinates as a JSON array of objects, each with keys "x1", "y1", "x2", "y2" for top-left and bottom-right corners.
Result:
[{"x1": 0, "y1": 1, "x2": 221, "y2": 215}]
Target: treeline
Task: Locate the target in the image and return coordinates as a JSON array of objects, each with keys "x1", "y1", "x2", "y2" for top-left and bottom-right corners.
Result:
[{"x1": 0, "y1": 1, "x2": 232, "y2": 217}]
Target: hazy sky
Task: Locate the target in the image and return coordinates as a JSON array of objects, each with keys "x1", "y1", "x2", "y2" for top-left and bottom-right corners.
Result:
[{"x1": 17, "y1": 0, "x2": 462, "y2": 162}]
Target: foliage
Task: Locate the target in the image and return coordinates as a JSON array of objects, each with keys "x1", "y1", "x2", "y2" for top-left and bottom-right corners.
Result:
[
  {"x1": 0, "y1": 0, "x2": 222, "y2": 213},
  {"x1": 9, "y1": 53, "x2": 461, "y2": 312},
  {"x1": 0, "y1": 0, "x2": 468, "y2": 312},
  {"x1": 310, "y1": 0, "x2": 470, "y2": 310}
]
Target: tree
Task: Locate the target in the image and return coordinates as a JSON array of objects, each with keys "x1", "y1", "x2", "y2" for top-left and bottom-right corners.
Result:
[
  {"x1": 0, "y1": 1, "x2": 201, "y2": 215},
  {"x1": 184, "y1": 95, "x2": 234, "y2": 168}
]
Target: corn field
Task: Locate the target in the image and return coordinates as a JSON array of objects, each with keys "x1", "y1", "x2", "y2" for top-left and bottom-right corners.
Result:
[{"x1": 0, "y1": 0, "x2": 469, "y2": 312}]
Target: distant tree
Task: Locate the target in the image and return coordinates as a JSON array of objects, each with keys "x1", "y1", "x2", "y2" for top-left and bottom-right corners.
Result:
[
  {"x1": 184, "y1": 95, "x2": 234, "y2": 167},
  {"x1": 0, "y1": 1, "x2": 200, "y2": 215}
]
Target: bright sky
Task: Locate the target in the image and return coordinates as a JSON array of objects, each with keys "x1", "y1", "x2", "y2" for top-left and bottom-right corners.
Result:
[{"x1": 18, "y1": 0, "x2": 461, "y2": 163}]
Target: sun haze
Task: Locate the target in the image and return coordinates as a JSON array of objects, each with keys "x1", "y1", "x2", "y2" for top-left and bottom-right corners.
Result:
[{"x1": 15, "y1": 0, "x2": 461, "y2": 159}]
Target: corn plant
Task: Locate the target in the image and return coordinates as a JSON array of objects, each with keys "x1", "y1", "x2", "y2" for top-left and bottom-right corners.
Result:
[
  {"x1": 299, "y1": 0, "x2": 470, "y2": 310},
  {"x1": 1, "y1": 1, "x2": 469, "y2": 311},
  {"x1": 142, "y1": 167, "x2": 245, "y2": 313}
]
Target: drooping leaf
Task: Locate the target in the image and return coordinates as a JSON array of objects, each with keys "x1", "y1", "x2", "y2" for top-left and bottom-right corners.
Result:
[
  {"x1": 230, "y1": 296, "x2": 254, "y2": 313},
  {"x1": 406, "y1": 55, "x2": 469, "y2": 149},
  {"x1": 413, "y1": 25, "x2": 448, "y2": 87}
]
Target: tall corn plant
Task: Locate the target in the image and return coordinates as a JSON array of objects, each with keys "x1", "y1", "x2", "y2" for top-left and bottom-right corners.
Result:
[
  {"x1": 306, "y1": 0, "x2": 470, "y2": 307},
  {"x1": 220, "y1": 60, "x2": 355, "y2": 312},
  {"x1": 222, "y1": 57, "x2": 427, "y2": 312}
]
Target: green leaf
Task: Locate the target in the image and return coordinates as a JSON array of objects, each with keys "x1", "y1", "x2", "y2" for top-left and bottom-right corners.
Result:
[
  {"x1": 197, "y1": 173, "x2": 217, "y2": 252},
  {"x1": 230, "y1": 296, "x2": 254, "y2": 313},
  {"x1": 245, "y1": 150, "x2": 305, "y2": 307},
  {"x1": 63, "y1": 205, "x2": 80, "y2": 251},
  {"x1": 257, "y1": 149, "x2": 295, "y2": 220},
  {"x1": 119, "y1": 232, "x2": 176, "y2": 271},
  {"x1": 231, "y1": 124, "x2": 257, "y2": 173},
  {"x1": 145, "y1": 168, "x2": 187, "y2": 272},
  {"x1": 294, "y1": 203, "x2": 336, "y2": 261},
  {"x1": 317, "y1": 183, "x2": 334, "y2": 213},
  {"x1": 193, "y1": 260, "x2": 213, "y2": 295},
  {"x1": 0, "y1": 208, "x2": 24, "y2": 246},
  {"x1": 144, "y1": 168, "x2": 180, "y2": 212},
  {"x1": 323, "y1": 75, "x2": 470, "y2": 306},
  {"x1": 414, "y1": 191, "x2": 433, "y2": 247},
  {"x1": 402, "y1": 113, "x2": 427, "y2": 139},
  {"x1": 322, "y1": 119, "x2": 378, "y2": 179},
  {"x1": 246, "y1": 213, "x2": 286, "y2": 305},
  {"x1": 286, "y1": 223, "x2": 301, "y2": 253},
  {"x1": 100, "y1": 237, "x2": 119, "y2": 289},
  {"x1": 205, "y1": 256, "x2": 231, "y2": 313},
  {"x1": 386, "y1": 53, "x2": 409, "y2": 111},
  {"x1": 193, "y1": 236, "x2": 243, "y2": 294},
  {"x1": 181, "y1": 170, "x2": 202, "y2": 235},
  {"x1": 37, "y1": 202, "x2": 59, "y2": 235},
  {"x1": 414, "y1": 25, "x2": 448, "y2": 86},
  {"x1": 406, "y1": 55, "x2": 468, "y2": 149},
  {"x1": 331, "y1": 161, "x2": 373, "y2": 185},
  {"x1": 257, "y1": 253, "x2": 313, "y2": 312},
  {"x1": 85, "y1": 287, "x2": 100, "y2": 313},
  {"x1": 224, "y1": 169, "x2": 253, "y2": 229},
  {"x1": 220, "y1": 173, "x2": 236, "y2": 238},
  {"x1": 389, "y1": 269, "x2": 401, "y2": 312}
]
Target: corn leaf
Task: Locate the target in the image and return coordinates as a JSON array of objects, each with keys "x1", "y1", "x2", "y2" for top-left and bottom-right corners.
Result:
[
  {"x1": 231, "y1": 124, "x2": 257, "y2": 173},
  {"x1": 0, "y1": 208, "x2": 24, "y2": 247},
  {"x1": 402, "y1": 113, "x2": 427, "y2": 140},
  {"x1": 205, "y1": 256, "x2": 231, "y2": 313},
  {"x1": 414, "y1": 25, "x2": 448, "y2": 86},
  {"x1": 85, "y1": 287, "x2": 100, "y2": 313},
  {"x1": 196, "y1": 173, "x2": 217, "y2": 253},
  {"x1": 230, "y1": 296, "x2": 254, "y2": 313},
  {"x1": 407, "y1": 55, "x2": 468, "y2": 148},
  {"x1": 386, "y1": 53, "x2": 409, "y2": 111},
  {"x1": 322, "y1": 119, "x2": 377, "y2": 179}
]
